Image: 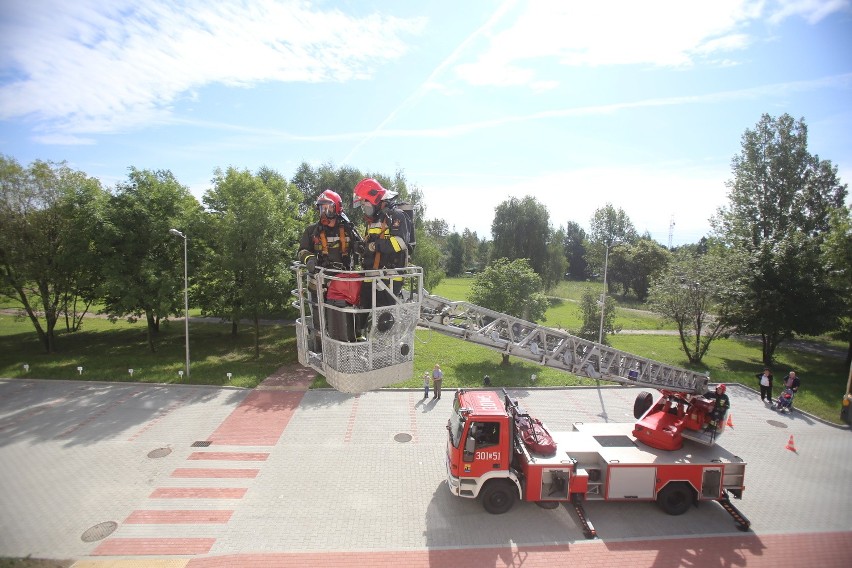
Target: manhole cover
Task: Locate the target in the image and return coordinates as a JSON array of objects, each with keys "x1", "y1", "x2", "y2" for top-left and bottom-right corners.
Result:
[
  {"x1": 394, "y1": 433, "x2": 413, "y2": 443},
  {"x1": 191, "y1": 440, "x2": 212, "y2": 447},
  {"x1": 81, "y1": 521, "x2": 117, "y2": 542},
  {"x1": 767, "y1": 420, "x2": 788, "y2": 428},
  {"x1": 147, "y1": 447, "x2": 172, "y2": 458}
]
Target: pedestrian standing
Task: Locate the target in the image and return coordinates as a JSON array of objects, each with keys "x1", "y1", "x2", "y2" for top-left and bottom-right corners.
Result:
[
  {"x1": 756, "y1": 367, "x2": 773, "y2": 403},
  {"x1": 422, "y1": 372, "x2": 430, "y2": 399},
  {"x1": 432, "y1": 364, "x2": 443, "y2": 400}
]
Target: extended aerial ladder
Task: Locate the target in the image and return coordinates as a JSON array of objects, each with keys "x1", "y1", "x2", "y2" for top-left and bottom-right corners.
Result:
[{"x1": 293, "y1": 266, "x2": 720, "y2": 447}]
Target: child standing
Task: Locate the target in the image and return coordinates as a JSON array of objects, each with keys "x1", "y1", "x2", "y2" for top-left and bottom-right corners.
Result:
[{"x1": 423, "y1": 372, "x2": 430, "y2": 399}]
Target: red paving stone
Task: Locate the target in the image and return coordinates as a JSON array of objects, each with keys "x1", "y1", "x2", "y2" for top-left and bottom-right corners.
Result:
[
  {"x1": 149, "y1": 488, "x2": 247, "y2": 499},
  {"x1": 187, "y1": 452, "x2": 269, "y2": 461},
  {"x1": 180, "y1": 531, "x2": 849, "y2": 567},
  {"x1": 124, "y1": 510, "x2": 233, "y2": 524},
  {"x1": 206, "y1": 390, "x2": 303, "y2": 446},
  {"x1": 92, "y1": 537, "x2": 216, "y2": 556},
  {"x1": 171, "y1": 468, "x2": 259, "y2": 478}
]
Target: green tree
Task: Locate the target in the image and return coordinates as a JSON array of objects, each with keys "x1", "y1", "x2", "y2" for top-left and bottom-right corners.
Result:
[
  {"x1": 576, "y1": 289, "x2": 619, "y2": 344},
  {"x1": 445, "y1": 232, "x2": 464, "y2": 276},
  {"x1": 411, "y1": 223, "x2": 444, "y2": 290},
  {"x1": 469, "y1": 258, "x2": 549, "y2": 322},
  {"x1": 648, "y1": 250, "x2": 729, "y2": 364},
  {"x1": 469, "y1": 257, "x2": 550, "y2": 365},
  {"x1": 100, "y1": 168, "x2": 202, "y2": 352},
  {"x1": 587, "y1": 203, "x2": 638, "y2": 276},
  {"x1": 461, "y1": 229, "x2": 481, "y2": 272},
  {"x1": 491, "y1": 196, "x2": 552, "y2": 275},
  {"x1": 713, "y1": 113, "x2": 847, "y2": 364},
  {"x1": 0, "y1": 156, "x2": 105, "y2": 352},
  {"x1": 821, "y1": 207, "x2": 852, "y2": 367},
  {"x1": 563, "y1": 221, "x2": 588, "y2": 280},
  {"x1": 542, "y1": 226, "x2": 567, "y2": 291},
  {"x1": 627, "y1": 238, "x2": 671, "y2": 301},
  {"x1": 199, "y1": 167, "x2": 301, "y2": 355}
]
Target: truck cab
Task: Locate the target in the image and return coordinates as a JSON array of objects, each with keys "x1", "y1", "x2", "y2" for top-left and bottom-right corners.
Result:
[{"x1": 446, "y1": 390, "x2": 518, "y2": 513}]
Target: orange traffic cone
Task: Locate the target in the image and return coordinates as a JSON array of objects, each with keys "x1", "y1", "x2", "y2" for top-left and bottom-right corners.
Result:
[
  {"x1": 726, "y1": 414, "x2": 734, "y2": 428},
  {"x1": 785, "y1": 435, "x2": 797, "y2": 452}
]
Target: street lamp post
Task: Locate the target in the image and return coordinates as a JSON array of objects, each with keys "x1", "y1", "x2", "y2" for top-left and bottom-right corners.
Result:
[{"x1": 169, "y1": 229, "x2": 190, "y2": 379}]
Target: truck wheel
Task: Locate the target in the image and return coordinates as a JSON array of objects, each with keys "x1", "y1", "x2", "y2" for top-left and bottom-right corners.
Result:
[
  {"x1": 656, "y1": 482, "x2": 694, "y2": 515},
  {"x1": 634, "y1": 391, "x2": 654, "y2": 419},
  {"x1": 481, "y1": 480, "x2": 516, "y2": 514}
]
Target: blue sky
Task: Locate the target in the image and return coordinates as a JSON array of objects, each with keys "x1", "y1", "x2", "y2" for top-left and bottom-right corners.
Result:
[{"x1": 1, "y1": 0, "x2": 850, "y2": 246}]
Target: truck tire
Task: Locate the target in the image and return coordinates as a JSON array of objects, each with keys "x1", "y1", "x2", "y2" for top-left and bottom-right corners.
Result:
[
  {"x1": 634, "y1": 391, "x2": 654, "y2": 419},
  {"x1": 481, "y1": 480, "x2": 516, "y2": 514},
  {"x1": 656, "y1": 482, "x2": 694, "y2": 515}
]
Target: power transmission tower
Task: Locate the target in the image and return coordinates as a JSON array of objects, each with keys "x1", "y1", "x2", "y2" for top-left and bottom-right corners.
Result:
[{"x1": 668, "y1": 216, "x2": 675, "y2": 249}]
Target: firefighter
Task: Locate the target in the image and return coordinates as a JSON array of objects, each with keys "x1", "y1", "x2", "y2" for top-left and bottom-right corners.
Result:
[
  {"x1": 352, "y1": 178, "x2": 410, "y2": 311},
  {"x1": 298, "y1": 189, "x2": 357, "y2": 272},
  {"x1": 297, "y1": 190, "x2": 359, "y2": 348},
  {"x1": 704, "y1": 384, "x2": 730, "y2": 430}
]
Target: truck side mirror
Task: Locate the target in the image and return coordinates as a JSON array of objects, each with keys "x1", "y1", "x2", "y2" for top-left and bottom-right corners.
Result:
[{"x1": 463, "y1": 435, "x2": 476, "y2": 462}]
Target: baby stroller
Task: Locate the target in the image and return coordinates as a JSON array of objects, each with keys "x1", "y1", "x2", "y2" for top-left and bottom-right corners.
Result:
[{"x1": 772, "y1": 388, "x2": 795, "y2": 413}]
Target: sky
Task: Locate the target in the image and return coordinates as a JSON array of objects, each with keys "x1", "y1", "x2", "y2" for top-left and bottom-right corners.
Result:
[{"x1": 1, "y1": 0, "x2": 851, "y2": 246}]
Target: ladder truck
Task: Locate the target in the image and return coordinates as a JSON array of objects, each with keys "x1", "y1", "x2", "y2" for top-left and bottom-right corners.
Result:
[{"x1": 292, "y1": 266, "x2": 749, "y2": 534}]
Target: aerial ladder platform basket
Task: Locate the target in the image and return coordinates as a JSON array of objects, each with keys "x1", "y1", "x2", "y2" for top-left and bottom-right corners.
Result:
[{"x1": 292, "y1": 265, "x2": 424, "y2": 393}]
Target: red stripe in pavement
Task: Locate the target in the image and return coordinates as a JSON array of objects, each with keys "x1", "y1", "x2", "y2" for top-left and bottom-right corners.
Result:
[
  {"x1": 187, "y1": 452, "x2": 268, "y2": 461},
  {"x1": 150, "y1": 487, "x2": 247, "y2": 499},
  {"x1": 171, "y1": 468, "x2": 259, "y2": 478},
  {"x1": 124, "y1": 510, "x2": 233, "y2": 524},
  {"x1": 207, "y1": 390, "x2": 303, "y2": 446},
  {"x1": 182, "y1": 531, "x2": 851, "y2": 567},
  {"x1": 92, "y1": 537, "x2": 215, "y2": 556}
]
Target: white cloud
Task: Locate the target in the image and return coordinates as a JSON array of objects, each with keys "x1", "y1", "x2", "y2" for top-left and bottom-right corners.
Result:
[
  {"x1": 0, "y1": 0, "x2": 425, "y2": 139},
  {"x1": 453, "y1": 0, "x2": 850, "y2": 86}
]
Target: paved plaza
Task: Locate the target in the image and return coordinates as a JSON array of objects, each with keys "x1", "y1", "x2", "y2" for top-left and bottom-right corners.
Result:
[{"x1": 0, "y1": 367, "x2": 850, "y2": 567}]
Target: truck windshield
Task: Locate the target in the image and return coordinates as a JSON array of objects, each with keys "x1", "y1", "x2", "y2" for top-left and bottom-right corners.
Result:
[{"x1": 448, "y1": 401, "x2": 465, "y2": 448}]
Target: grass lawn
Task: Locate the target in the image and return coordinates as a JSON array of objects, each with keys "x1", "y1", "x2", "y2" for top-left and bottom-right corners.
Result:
[
  {"x1": 2, "y1": 277, "x2": 848, "y2": 425},
  {"x1": 0, "y1": 314, "x2": 295, "y2": 388}
]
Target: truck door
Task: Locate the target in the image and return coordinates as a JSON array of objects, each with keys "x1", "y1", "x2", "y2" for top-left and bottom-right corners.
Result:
[
  {"x1": 607, "y1": 466, "x2": 656, "y2": 499},
  {"x1": 461, "y1": 421, "x2": 507, "y2": 477}
]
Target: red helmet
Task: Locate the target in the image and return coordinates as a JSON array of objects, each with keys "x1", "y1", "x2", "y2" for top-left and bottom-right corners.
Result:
[
  {"x1": 353, "y1": 178, "x2": 386, "y2": 207},
  {"x1": 716, "y1": 384, "x2": 726, "y2": 394},
  {"x1": 316, "y1": 189, "x2": 342, "y2": 219}
]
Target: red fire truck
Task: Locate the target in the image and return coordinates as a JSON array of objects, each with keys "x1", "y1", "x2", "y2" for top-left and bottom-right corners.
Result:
[{"x1": 446, "y1": 388, "x2": 749, "y2": 538}]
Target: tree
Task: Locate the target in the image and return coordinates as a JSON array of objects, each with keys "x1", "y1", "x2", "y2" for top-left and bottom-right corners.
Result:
[
  {"x1": 576, "y1": 289, "x2": 620, "y2": 345},
  {"x1": 411, "y1": 223, "x2": 444, "y2": 290},
  {"x1": 491, "y1": 196, "x2": 552, "y2": 275},
  {"x1": 542, "y1": 226, "x2": 567, "y2": 291},
  {"x1": 461, "y1": 229, "x2": 481, "y2": 272},
  {"x1": 199, "y1": 167, "x2": 301, "y2": 356},
  {"x1": 563, "y1": 221, "x2": 588, "y2": 280},
  {"x1": 713, "y1": 114, "x2": 847, "y2": 364},
  {"x1": 821, "y1": 207, "x2": 852, "y2": 366},
  {"x1": 627, "y1": 238, "x2": 671, "y2": 301},
  {"x1": 469, "y1": 258, "x2": 550, "y2": 365},
  {"x1": 445, "y1": 232, "x2": 464, "y2": 277},
  {"x1": 648, "y1": 250, "x2": 729, "y2": 364},
  {"x1": 469, "y1": 258, "x2": 549, "y2": 321},
  {"x1": 0, "y1": 156, "x2": 105, "y2": 352},
  {"x1": 100, "y1": 168, "x2": 202, "y2": 352},
  {"x1": 587, "y1": 203, "x2": 638, "y2": 278}
]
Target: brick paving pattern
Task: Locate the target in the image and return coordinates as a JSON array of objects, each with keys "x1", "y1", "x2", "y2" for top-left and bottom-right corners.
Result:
[{"x1": 1, "y1": 363, "x2": 850, "y2": 568}]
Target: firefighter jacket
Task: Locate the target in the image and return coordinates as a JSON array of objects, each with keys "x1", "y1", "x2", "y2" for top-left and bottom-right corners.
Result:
[
  {"x1": 299, "y1": 220, "x2": 355, "y2": 270},
  {"x1": 361, "y1": 206, "x2": 409, "y2": 270}
]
